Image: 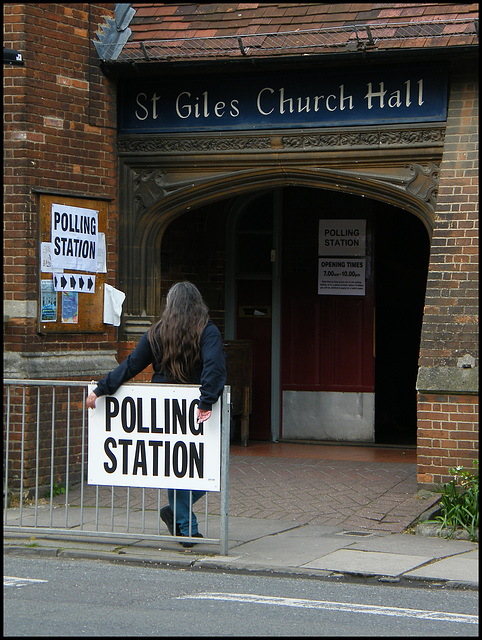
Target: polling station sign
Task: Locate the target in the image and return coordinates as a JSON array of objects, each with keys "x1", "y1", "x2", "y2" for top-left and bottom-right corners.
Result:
[
  {"x1": 88, "y1": 384, "x2": 221, "y2": 491},
  {"x1": 51, "y1": 203, "x2": 98, "y2": 273}
]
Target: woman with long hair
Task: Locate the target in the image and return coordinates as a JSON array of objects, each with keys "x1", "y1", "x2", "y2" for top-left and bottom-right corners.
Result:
[{"x1": 86, "y1": 281, "x2": 226, "y2": 546}]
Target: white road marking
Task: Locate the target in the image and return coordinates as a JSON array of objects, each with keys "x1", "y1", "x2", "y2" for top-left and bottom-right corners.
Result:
[
  {"x1": 4, "y1": 576, "x2": 49, "y2": 588},
  {"x1": 177, "y1": 592, "x2": 478, "y2": 625}
]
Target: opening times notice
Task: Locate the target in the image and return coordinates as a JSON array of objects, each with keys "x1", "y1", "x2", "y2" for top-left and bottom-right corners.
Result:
[{"x1": 318, "y1": 258, "x2": 366, "y2": 296}]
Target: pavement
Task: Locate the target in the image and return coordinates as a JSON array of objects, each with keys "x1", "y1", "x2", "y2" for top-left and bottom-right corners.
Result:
[{"x1": 3, "y1": 442, "x2": 479, "y2": 590}]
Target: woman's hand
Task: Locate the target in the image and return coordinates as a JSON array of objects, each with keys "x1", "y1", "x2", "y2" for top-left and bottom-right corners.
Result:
[
  {"x1": 197, "y1": 408, "x2": 211, "y2": 423},
  {"x1": 86, "y1": 391, "x2": 98, "y2": 410}
]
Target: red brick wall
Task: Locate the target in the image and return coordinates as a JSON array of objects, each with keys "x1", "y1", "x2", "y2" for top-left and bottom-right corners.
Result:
[
  {"x1": 3, "y1": 3, "x2": 118, "y2": 356},
  {"x1": 416, "y1": 69, "x2": 479, "y2": 486},
  {"x1": 118, "y1": 342, "x2": 154, "y2": 383},
  {"x1": 418, "y1": 73, "x2": 478, "y2": 369},
  {"x1": 4, "y1": 384, "x2": 86, "y2": 491},
  {"x1": 3, "y1": 3, "x2": 119, "y2": 491},
  {"x1": 417, "y1": 394, "x2": 479, "y2": 485}
]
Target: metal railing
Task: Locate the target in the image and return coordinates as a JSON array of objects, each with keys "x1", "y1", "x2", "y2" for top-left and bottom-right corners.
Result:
[{"x1": 3, "y1": 379, "x2": 230, "y2": 555}]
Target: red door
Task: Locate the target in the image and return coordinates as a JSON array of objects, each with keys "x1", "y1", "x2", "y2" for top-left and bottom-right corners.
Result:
[
  {"x1": 280, "y1": 192, "x2": 375, "y2": 437},
  {"x1": 281, "y1": 280, "x2": 374, "y2": 392},
  {"x1": 233, "y1": 188, "x2": 375, "y2": 442}
]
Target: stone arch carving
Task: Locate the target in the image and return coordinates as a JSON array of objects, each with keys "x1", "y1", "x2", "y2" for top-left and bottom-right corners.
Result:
[{"x1": 119, "y1": 158, "x2": 440, "y2": 335}]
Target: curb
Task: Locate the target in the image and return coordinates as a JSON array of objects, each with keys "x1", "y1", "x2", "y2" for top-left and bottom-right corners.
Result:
[
  {"x1": 414, "y1": 522, "x2": 479, "y2": 542},
  {"x1": 4, "y1": 543, "x2": 478, "y2": 592}
]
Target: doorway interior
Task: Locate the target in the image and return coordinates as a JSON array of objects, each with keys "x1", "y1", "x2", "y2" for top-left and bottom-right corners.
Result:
[
  {"x1": 373, "y1": 207, "x2": 430, "y2": 444},
  {"x1": 229, "y1": 186, "x2": 429, "y2": 446}
]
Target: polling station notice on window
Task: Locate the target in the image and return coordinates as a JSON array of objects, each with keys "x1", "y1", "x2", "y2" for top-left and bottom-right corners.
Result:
[{"x1": 88, "y1": 384, "x2": 221, "y2": 491}]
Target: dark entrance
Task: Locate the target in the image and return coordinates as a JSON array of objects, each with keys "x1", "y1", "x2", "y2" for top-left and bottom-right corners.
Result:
[
  {"x1": 234, "y1": 193, "x2": 274, "y2": 441},
  {"x1": 231, "y1": 187, "x2": 429, "y2": 445},
  {"x1": 374, "y1": 207, "x2": 430, "y2": 445}
]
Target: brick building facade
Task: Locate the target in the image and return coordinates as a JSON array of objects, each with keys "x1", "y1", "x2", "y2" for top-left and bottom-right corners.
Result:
[
  {"x1": 3, "y1": 3, "x2": 478, "y2": 490},
  {"x1": 4, "y1": 3, "x2": 120, "y2": 489},
  {"x1": 4, "y1": 3, "x2": 119, "y2": 369}
]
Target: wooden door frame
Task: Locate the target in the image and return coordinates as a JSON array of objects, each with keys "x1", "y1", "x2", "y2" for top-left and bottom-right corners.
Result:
[{"x1": 225, "y1": 189, "x2": 283, "y2": 441}]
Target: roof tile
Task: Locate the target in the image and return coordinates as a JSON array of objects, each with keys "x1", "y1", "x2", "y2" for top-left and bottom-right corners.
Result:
[
  {"x1": 124, "y1": 3, "x2": 478, "y2": 61},
  {"x1": 189, "y1": 29, "x2": 215, "y2": 38},
  {"x1": 174, "y1": 4, "x2": 201, "y2": 15},
  {"x1": 135, "y1": 4, "x2": 178, "y2": 18},
  {"x1": 377, "y1": 8, "x2": 404, "y2": 19}
]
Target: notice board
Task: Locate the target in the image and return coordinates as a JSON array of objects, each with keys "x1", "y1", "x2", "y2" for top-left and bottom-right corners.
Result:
[{"x1": 38, "y1": 194, "x2": 108, "y2": 333}]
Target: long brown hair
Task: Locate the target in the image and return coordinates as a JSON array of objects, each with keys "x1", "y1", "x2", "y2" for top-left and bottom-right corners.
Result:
[{"x1": 147, "y1": 281, "x2": 209, "y2": 383}]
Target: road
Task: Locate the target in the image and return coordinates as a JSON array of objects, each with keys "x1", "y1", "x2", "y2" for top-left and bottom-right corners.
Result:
[{"x1": 4, "y1": 555, "x2": 478, "y2": 637}]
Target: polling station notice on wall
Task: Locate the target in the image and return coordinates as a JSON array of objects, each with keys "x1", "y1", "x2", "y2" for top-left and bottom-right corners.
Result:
[
  {"x1": 318, "y1": 258, "x2": 366, "y2": 295},
  {"x1": 319, "y1": 219, "x2": 366, "y2": 256},
  {"x1": 51, "y1": 203, "x2": 98, "y2": 272},
  {"x1": 88, "y1": 384, "x2": 221, "y2": 491}
]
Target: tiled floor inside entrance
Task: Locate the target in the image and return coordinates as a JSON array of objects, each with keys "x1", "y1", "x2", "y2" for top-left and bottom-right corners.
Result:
[{"x1": 230, "y1": 441, "x2": 417, "y2": 463}]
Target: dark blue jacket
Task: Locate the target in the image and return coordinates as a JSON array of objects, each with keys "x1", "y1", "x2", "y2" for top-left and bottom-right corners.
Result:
[{"x1": 94, "y1": 320, "x2": 226, "y2": 410}]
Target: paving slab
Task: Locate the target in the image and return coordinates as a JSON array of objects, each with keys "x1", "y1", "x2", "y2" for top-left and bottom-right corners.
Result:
[
  {"x1": 349, "y1": 532, "x2": 478, "y2": 557},
  {"x1": 301, "y1": 549, "x2": 434, "y2": 577},
  {"x1": 405, "y1": 553, "x2": 479, "y2": 584},
  {"x1": 223, "y1": 529, "x2": 354, "y2": 568},
  {"x1": 196, "y1": 515, "x2": 302, "y2": 543}
]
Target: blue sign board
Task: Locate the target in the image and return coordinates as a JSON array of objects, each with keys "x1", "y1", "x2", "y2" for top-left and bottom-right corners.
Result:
[{"x1": 118, "y1": 64, "x2": 447, "y2": 134}]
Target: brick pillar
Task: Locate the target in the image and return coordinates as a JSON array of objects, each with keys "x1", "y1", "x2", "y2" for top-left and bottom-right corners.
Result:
[{"x1": 416, "y1": 71, "x2": 478, "y2": 487}]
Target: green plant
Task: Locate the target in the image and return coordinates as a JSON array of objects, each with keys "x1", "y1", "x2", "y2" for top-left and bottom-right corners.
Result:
[
  {"x1": 48, "y1": 481, "x2": 66, "y2": 498},
  {"x1": 434, "y1": 460, "x2": 478, "y2": 541},
  {"x1": 25, "y1": 538, "x2": 39, "y2": 548}
]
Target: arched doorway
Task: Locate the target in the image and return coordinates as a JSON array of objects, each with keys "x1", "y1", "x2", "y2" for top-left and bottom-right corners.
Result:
[
  {"x1": 119, "y1": 159, "x2": 435, "y2": 447},
  {"x1": 226, "y1": 186, "x2": 429, "y2": 445}
]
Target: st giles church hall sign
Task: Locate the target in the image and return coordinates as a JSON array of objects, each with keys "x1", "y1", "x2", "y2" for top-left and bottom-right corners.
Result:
[{"x1": 118, "y1": 65, "x2": 447, "y2": 133}]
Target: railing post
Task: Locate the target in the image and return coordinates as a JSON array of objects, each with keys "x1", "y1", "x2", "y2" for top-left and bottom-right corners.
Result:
[
  {"x1": 220, "y1": 385, "x2": 231, "y2": 555},
  {"x1": 4, "y1": 386, "x2": 11, "y2": 524}
]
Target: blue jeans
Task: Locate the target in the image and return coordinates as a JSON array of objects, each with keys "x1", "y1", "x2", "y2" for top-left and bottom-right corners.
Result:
[{"x1": 168, "y1": 489, "x2": 205, "y2": 535}]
